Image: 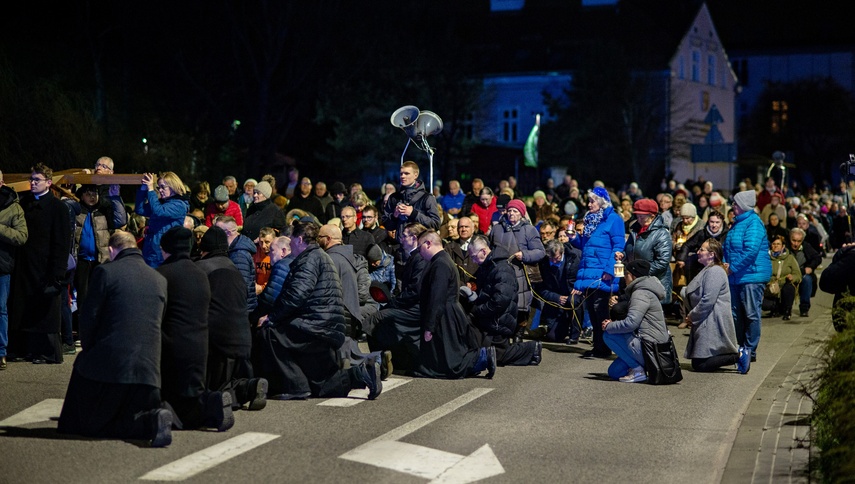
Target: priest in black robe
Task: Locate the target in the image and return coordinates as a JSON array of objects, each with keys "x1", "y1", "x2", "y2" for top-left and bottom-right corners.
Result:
[{"x1": 412, "y1": 230, "x2": 495, "y2": 379}]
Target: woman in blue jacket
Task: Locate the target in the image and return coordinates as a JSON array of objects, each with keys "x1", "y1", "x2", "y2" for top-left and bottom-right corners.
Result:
[
  {"x1": 570, "y1": 187, "x2": 626, "y2": 358},
  {"x1": 136, "y1": 172, "x2": 190, "y2": 268}
]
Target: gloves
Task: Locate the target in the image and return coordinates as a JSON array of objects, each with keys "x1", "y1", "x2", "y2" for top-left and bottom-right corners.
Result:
[{"x1": 459, "y1": 285, "x2": 477, "y2": 302}]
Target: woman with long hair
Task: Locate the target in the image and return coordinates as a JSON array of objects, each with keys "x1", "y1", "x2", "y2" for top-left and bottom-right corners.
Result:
[
  {"x1": 135, "y1": 171, "x2": 190, "y2": 268},
  {"x1": 682, "y1": 239, "x2": 750, "y2": 373}
]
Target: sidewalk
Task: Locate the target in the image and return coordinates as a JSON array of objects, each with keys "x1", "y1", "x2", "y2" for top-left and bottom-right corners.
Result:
[{"x1": 721, "y1": 289, "x2": 834, "y2": 482}]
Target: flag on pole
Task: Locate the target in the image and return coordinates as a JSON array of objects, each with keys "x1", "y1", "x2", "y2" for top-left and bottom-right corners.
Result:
[{"x1": 523, "y1": 114, "x2": 540, "y2": 168}]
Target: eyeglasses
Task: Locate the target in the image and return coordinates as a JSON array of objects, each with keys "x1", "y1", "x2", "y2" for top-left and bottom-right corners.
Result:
[
  {"x1": 698, "y1": 247, "x2": 710, "y2": 253},
  {"x1": 30, "y1": 177, "x2": 47, "y2": 183},
  {"x1": 94, "y1": 163, "x2": 112, "y2": 171},
  {"x1": 341, "y1": 214, "x2": 355, "y2": 219},
  {"x1": 157, "y1": 184, "x2": 170, "y2": 191},
  {"x1": 300, "y1": 181, "x2": 312, "y2": 185},
  {"x1": 363, "y1": 215, "x2": 375, "y2": 220}
]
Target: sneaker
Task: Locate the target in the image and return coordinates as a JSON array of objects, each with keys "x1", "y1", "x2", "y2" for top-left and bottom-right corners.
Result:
[
  {"x1": 360, "y1": 360, "x2": 383, "y2": 400},
  {"x1": 247, "y1": 378, "x2": 268, "y2": 411},
  {"x1": 530, "y1": 341, "x2": 543, "y2": 366},
  {"x1": 618, "y1": 366, "x2": 648, "y2": 383},
  {"x1": 486, "y1": 346, "x2": 497, "y2": 379},
  {"x1": 62, "y1": 344, "x2": 77, "y2": 355},
  {"x1": 379, "y1": 350, "x2": 393, "y2": 381},
  {"x1": 737, "y1": 347, "x2": 751, "y2": 374},
  {"x1": 150, "y1": 408, "x2": 173, "y2": 448},
  {"x1": 205, "y1": 391, "x2": 235, "y2": 432},
  {"x1": 800, "y1": 310, "x2": 809, "y2": 317}
]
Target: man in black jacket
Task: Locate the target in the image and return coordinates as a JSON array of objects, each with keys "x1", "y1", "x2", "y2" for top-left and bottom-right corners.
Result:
[
  {"x1": 465, "y1": 235, "x2": 539, "y2": 366},
  {"x1": 381, "y1": 161, "x2": 441, "y2": 254},
  {"x1": 444, "y1": 216, "x2": 478, "y2": 287},
  {"x1": 197, "y1": 226, "x2": 268, "y2": 411},
  {"x1": 790, "y1": 227, "x2": 822, "y2": 317},
  {"x1": 257, "y1": 220, "x2": 381, "y2": 400},
  {"x1": 341, "y1": 206, "x2": 374, "y2": 259},
  {"x1": 157, "y1": 227, "x2": 234, "y2": 432},
  {"x1": 363, "y1": 223, "x2": 428, "y2": 372},
  {"x1": 57, "y1": 231, "x2": 172, "y2": 447}
]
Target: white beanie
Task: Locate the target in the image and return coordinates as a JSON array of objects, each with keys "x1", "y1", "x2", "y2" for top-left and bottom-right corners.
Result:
[{"x1": 733, "y1": 190, "x2": 756, "y2": 212}]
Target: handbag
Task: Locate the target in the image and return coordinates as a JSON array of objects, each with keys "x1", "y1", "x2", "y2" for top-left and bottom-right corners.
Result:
[
  {"x1": 641, "y1": 336, "x2": 683, "y2": 385},
  {"x1": 766, "y1": 261, "x2": 783, "y2": 297}
]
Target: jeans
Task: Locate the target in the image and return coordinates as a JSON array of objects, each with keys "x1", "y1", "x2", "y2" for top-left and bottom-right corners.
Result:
[
  {"x1": 603, "y1": 331, "x2": 643, "y2": 379},
  {"x1": 0, "y1": 273, "x2": 9, "y2": 357},
  {"x1": 731, "y1": 282, "x2": 765, "y2": 359},
  {"x1": 798, "y1": 275, "x2": 813, "y2": 313}
]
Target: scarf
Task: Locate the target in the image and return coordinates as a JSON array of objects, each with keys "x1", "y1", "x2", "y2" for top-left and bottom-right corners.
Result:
[
  {"x1": 583, "y1": 208, "x2": 605, "y2": 238},
  {"x1": 706, "y1": 225, "x2": 723, "y2": 238},
  {"x1": 681, "y1": 215, "x2": 700, "y2": 234}
]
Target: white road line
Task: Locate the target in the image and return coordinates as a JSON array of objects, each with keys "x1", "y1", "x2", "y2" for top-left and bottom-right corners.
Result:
[
  {"x1": 0, "y1": 399, "x2": 64, "y2": 427},
  {"x1": 139, "y1": 432, "x2": 279, "y2": 481},
  {"x1": 317, "y1": 377, "x2": 411, "y2": 406},
  {"x1": 368, "y1": 388, "x2": 493, "y2": 444}
]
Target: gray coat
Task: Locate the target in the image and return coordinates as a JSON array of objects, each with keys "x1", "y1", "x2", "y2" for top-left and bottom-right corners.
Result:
[
  {"x1": 605, "y1": 275, "x2": 669, "y2": 345},
  {"x1": 683, "y1": 264, "x2": 739, "y2": 359}
]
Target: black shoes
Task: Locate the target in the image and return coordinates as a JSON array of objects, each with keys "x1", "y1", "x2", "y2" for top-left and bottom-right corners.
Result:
[
  {"x1": 530, "y1": 341, "x2": 543, "y2": 366},
  {"x1": 247, "y1": 378, "x2": 268, "y2": 411},
  {"x1": 150, "y1": 408, "x2": 173, "y2": 448},
  {"x1": 205, "y1": 391, "x2": 235, "y2": 432},
  {"x1": 379, "y1": 350, "x2": 393, "y2": 381},
  {"x1": 568, "y1": 338, "x2": 579, "y2": 345},
  {"x1": 800, "y1": 310, "x2": 809, "y2": 317},
  {"x1": 486, "y1": 346, "x2": 497, "y2": 379},
  {"x1": 782, "y1": 313, "x2": 791, "y2": 321}
]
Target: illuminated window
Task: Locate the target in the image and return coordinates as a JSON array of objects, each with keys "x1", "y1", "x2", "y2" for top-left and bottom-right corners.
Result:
[{"x1": 771, "y1": 100, "x2": 788, "y2": 134}]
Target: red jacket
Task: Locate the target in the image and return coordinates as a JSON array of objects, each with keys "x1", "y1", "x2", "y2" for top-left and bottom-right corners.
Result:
[{"x1": 205, "y1": 200, "x2": 244, "y2": 227}]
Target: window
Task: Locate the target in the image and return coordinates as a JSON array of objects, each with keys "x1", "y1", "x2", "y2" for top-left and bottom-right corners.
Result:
[
  {"x1": 502, "y1": 108, "x2": 519, "y2": 142},
  {"x1": 707, "y1": 55, "x2": 716, "y2": 85},
  {"x1": 678, "y1": 56, "x2": 685, "y2": 80},
  {"x1": 771, "y1": 100, "x2": 788, "y2": 134},
  {"x1": 692, "y1": 50, "x2": 700, "y2": 82}
]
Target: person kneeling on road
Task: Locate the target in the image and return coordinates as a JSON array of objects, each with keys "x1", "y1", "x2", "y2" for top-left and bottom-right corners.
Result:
[
  {"x1": 601, "y1": 260, "x2": 670, "y2": 383},
  {"x1": 463, "y1": 235, "x2": 540, "y2": 366}
]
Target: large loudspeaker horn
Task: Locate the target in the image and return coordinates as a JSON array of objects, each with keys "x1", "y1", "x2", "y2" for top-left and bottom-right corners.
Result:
[
  {"x1": 390, "y1": 105, "x2": 420, "y2": 128},
  {"x1": 415, "y1": 110, "x2": 443, "y2": 137}
]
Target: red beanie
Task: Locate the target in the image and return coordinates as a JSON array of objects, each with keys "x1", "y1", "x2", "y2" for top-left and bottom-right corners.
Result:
[
  {"x1": 633, "y1": 198, "x2": 659, "y2": 215},
  {"x1": 506, "y1": 199, "x2": 527, "y2": 215}
]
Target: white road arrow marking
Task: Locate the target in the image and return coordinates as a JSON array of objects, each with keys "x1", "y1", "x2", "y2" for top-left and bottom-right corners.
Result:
[
  {"x1": 0, "y1": 399, "x2": 64, "y2": 427},
  {"x1": 340, "y1": 388, "x2": 504, "y2": 483},
  {"x1": 139, "y1": 432, "x2": 279, "y2": 481}
]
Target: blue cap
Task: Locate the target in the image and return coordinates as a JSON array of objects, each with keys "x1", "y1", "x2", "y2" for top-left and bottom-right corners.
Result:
[{"x1": 590, "y1": 186, "x2": 609, "y2": 200}]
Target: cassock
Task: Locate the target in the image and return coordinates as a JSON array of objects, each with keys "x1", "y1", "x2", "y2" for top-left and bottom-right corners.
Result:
[{"x1": 413, "y1": 250, "x2": 481, "y2": 379}]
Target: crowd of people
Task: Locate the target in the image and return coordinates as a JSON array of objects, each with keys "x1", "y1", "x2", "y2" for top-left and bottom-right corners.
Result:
[{"x1": 0, "y1": 156, "x2": 852, "y2": 447}]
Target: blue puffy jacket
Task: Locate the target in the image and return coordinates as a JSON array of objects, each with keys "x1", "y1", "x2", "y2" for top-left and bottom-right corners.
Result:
[
  {"x1": 135, "y1": 189, "x2": 189, "y2": 268},
  {"x1": 723, "y1": 210, "x2": 772, "y2": 285},
  {"x1": 228, "y1": 234, "x2": 258, "y2": 312},
  {"x1": 572, "y1": 206, "x2": 626, "y2": 293},
  {"x1": 258, "y1": 255, "x2": 294, "y2": 313}
]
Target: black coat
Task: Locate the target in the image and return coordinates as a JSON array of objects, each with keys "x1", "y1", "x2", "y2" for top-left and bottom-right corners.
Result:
[
  {"x1": 288, "y1": 193, "x2": 325, "y2": 221},
  {"x1": 342, "y1": 227, "x2": 374, "y2": 259},
  {"x1": 156, "y1": 254, "x2": 211, "y2": 400},
  {"x1": 197, "y1": 252, "x2": 251, "y2": 358},
  {"x1": 381, "y1": 180, "x2": 441, "y2": 246},
  {"x1": 414, "y1": 250, "x2": 481, "y2": 379},
  {"x1": 535, "y1": 243, "x2": 582, "y2": 328},
  {"x1": 444, "y1": 238, "x2": 478, "y2": 286},
  {"x1": 471, "y1": 246, "x2": 518, "y2": 336},
  {"x1": 391, "y1": 249, "x2": 426, "y2": 309},
  {"x1": 10, "y1": 190, "x2": 71, "y2": 333},
  {"x1": 243, "y1": 198, "x2": 287, "y2": 241},
  {"x1": 269, "y1": 244, "x2": 346, "y2": 349},
  {"x1": 74, "y1": 248, "x2": 167, "y2": 387}
]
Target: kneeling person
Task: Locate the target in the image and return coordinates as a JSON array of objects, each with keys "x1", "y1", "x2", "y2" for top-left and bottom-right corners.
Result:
[
  {"x1": 466, "y1": 235, "x2": 540, "y2": 366},
  {"x1": 58, "y1": 231, "x2": 172, "y2": 447}
]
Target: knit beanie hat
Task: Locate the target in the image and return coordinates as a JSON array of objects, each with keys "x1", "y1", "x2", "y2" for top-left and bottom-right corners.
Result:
[
  {"x1": 495, "y1": 194, "x2": 511, "y2": 209},
  {"x1": 330, "y1": 182, "x2": 347, "y2": 196},
  {"x1": 213, "y1": 185, "x2": 230, "y2": 202},
  {"x1": 733, "y1": 190, "x2": 756, "y2": 212},
  {"x1": 626, "y1": 259, "x2": 651, "y2": 278},
  {"x1": 255, "y1": 181, "x2": 273, "y2": 199},
  {"x1": 680, "y1": 203, "x2": 697, "y2": 217},
  {"x1": 506, "y1": 199, "x2": 527, "y2": 215},
  {"x1": 532, "y1": 190, "x2": 546, "y2": 201},
  {"x1": 160, "y1": 226, "x2": 193, "y2": 256},
  {"x1": 367, "y1": 244, "x2": 383, "y2": 264},
  {"x1": 199, "y1": 225, "x2": 229, "y2": 254}
]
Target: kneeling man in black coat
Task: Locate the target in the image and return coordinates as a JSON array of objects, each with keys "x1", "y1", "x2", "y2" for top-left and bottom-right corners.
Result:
[{"x1": 58, "y1": 231, "x2": 172, "y2": 447}]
